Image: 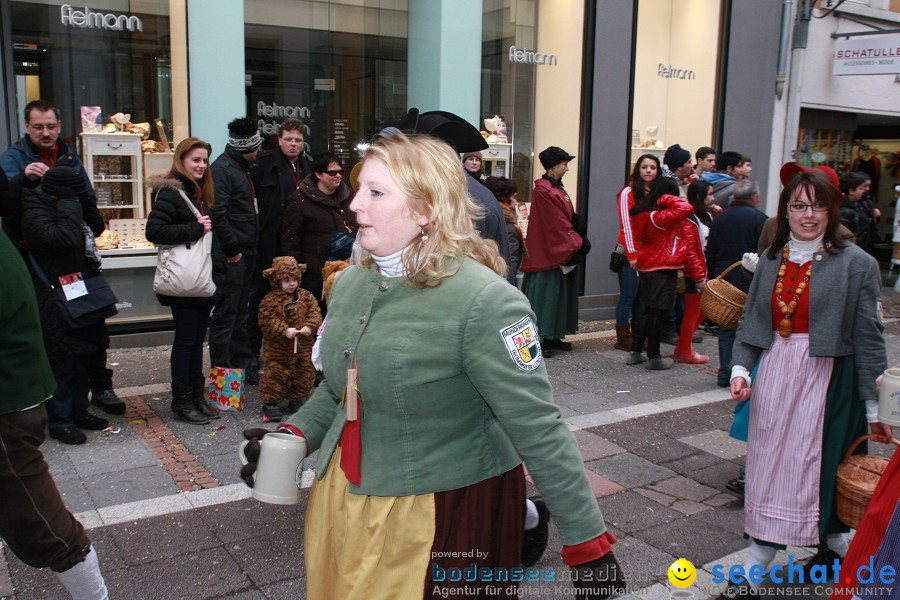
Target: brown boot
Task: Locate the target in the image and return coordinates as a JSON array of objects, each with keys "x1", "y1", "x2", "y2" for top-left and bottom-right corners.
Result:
[
  {"x1": 614, "y1": 324, "x2": 632, "y2": 351},
  {"x1": 192, "y1": 378, "x2": 219, "y2": 419},
  {"x1": 172, "y1": 383, "x2": 210, "y2": 425}
]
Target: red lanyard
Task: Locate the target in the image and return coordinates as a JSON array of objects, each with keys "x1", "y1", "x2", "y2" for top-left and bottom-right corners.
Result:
[{"x1": 282, "y1": 156, "x2": 301, "y2": 190}]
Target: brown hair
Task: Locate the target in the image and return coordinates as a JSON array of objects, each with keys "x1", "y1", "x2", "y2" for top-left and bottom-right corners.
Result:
[
  {"x1": 168, "y1": 138, "x2": 215, "y2": 208},
  {"x1": 767, "y1": 169, "x2": 846, "y2": 260}
]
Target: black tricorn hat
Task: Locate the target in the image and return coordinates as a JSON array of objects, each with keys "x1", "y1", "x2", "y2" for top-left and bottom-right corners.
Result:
[{"x1": 395, "y1": 108, "x2": 488, "y2": 154}]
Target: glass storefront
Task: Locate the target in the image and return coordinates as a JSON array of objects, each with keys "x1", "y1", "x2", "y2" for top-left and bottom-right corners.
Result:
[
  {"x1": 630, "y1": 0, "x2": 722, "y2": 169},
  {"x1": 2, "y1": 0, "x2": 594, "y2": 327},
  {"x1": 8, "y1": 0, "x2": 174, "y2": 327},
  {"x1": 481, "y1": 0, "x2": 537, "y2": 202},
  {"x1": 244, "y1": 0, "x2": 409, "y2": 169},
  {"x1": 10, "y1": 0, "x2": 172, "y2": 148}
]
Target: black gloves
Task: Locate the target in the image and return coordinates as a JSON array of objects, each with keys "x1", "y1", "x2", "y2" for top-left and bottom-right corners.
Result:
[
  {"x1": 239, "y1": 427, "x2": 271, "y2": 487},
  {"x1": 570, "y1": 551, "x2": 627, "y2": 600},
  {"x1": 578, "y1": 235, "x2": 592, "y2": 256}
]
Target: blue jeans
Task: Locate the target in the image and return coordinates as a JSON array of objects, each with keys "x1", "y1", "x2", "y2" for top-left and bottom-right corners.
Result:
[
  {"x1": 171, "y1": 305, "x2": 211, "y2": 385},
  {"x1": 46, "y1": 356, "x2": 91, "y2": 431},
  {"x1": 718, "y1": 327, "x2": 736, "y2": 385},
  {"x1": 615, "y1": 265, "x2": 644, "y2": 325},
  {"x1": 208, "y1": 256, "x2": 254, "y2": 368}
]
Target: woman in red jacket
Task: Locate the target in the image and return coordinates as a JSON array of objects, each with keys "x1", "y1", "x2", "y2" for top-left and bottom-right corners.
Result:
[
  {"x1": 614, "y1": 154, "x2": 660, "y2": 351},
  {"x1": 673, "y1": 180, "x2": 713, "y2": 364},
  {"x1": 626, "y1": 178, "x2": 707, "y2": 370}
]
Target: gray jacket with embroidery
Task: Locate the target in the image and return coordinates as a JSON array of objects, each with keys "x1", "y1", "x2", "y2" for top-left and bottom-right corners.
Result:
[{"x1": 732, "y1": 241, "x2": 886, "y2": 402}]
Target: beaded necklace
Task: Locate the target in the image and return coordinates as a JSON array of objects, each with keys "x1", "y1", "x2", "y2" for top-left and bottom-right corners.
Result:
[{"x1": 774, "y1": 242, "x2": 824, "y2": 337}]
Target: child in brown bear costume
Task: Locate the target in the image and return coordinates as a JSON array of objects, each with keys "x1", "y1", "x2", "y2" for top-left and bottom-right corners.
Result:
[{"x1": 258, "y1": 256, "x2": 322, "y2": 422}]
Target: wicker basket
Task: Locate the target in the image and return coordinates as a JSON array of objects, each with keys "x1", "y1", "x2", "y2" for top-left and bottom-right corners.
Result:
[
  {"x1": 701, "y1": 261, "x2": 747, "y2": 330},
  {"x1": 835, "y1": 435, "x2": 900, "y2": 529}
]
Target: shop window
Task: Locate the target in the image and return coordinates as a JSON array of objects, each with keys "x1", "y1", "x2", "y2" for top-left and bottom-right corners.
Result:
[
  {"x1": 245, "y1": 24, "x2": 407, "y2": 169},
  {"x1": 481, "y1": 0, "x2": 537, "y2": 202},
  {"x1": 630, "y1": 0, "x2": 721, "y2": 171},
  {"x1": 10, "y1": 1, "x2": 172, "y2": 150}
]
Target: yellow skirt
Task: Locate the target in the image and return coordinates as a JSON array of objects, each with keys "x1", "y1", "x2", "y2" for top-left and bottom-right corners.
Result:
[{"x1": 305, "y1": 447, "x2": 437, "y2": 600}]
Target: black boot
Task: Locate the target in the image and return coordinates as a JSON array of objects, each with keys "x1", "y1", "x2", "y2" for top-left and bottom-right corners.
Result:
[
  {"x1": 172, "y1": 382, "x2": 209, "y2": 424},
  {"x1": 191, "y1": 378, "x2": 219, "y2": 419}
]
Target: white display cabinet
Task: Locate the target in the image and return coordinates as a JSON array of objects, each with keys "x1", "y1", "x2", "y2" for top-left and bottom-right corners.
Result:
[
  {"x1": 81, "y1": 132, "x2": 145, "y2": 218},
  {"x1": 483, "y1": 143, "x2": 512, "y2": 178}
]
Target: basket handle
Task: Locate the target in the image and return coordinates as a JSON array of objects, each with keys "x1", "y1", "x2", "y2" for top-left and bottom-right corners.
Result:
[
  {"x1": 716, "y1": 261, "x2": 744, "y2": 281},
  {"x1": 842, "y1": 434, "x2": 900, "y2": 462}
]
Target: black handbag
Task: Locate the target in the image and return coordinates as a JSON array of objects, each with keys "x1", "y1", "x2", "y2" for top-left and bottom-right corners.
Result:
[
  {"x1": 29, "y1": 254, "x2": 118, "y2": 330},
  {"x1": 609, "y1": 250, "x2": 627, "y2": 273}
]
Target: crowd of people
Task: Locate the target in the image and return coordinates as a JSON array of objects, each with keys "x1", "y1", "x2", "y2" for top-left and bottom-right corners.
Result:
[{"x1": 2, "y1": 97, "x2": 898, "y2": 599}]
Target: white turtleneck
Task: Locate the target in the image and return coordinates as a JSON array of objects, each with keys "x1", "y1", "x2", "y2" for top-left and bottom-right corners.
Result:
[
  {"x1": 787, "y1": 233, "x2": 825, "y2": 264},
  {"x1": 371, "y1": 249, "x2": 406, "y2": 277}
]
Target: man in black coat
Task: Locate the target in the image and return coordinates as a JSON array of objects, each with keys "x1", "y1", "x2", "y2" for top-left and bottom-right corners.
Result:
[
  {"x1": 209, "y1": 117, "x2": 262, "y2": 370},
  {"x1": 704, "y1": 178, "x2": 767, "y2": 388},
  {"x1": 246, "y1": 119, "x2": 312, "y2": 383}
]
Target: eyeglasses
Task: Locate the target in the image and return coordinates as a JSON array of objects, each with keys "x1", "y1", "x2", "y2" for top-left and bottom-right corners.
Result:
[
  {"x1": 788, "y1": 202, "x2": 828, "y2": 213},
  {"x1": 324, "y1": 169, "x2": 343, "y2": 176},
  {"x1": 27, "y1": 123, "x2": 60, "y2": 132}
]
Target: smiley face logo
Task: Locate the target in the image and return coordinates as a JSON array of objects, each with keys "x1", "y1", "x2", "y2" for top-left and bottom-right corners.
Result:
[{"x1": 667, "y1": 558, "x2": 696, "y2": 588}]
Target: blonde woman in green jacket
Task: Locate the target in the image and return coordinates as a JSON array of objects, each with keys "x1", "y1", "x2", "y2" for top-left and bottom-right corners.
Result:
[{"x1": 241, "y1": 133, "x2": 624, "y2": 599}]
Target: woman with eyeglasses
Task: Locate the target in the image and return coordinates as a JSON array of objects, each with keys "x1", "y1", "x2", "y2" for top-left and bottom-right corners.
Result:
[
  {"x1": 282, "y1": 151, "x2": 357, "y2": 310},
  {"x1": 718, "y1": 164, "x2": 892, "y2": 600}
]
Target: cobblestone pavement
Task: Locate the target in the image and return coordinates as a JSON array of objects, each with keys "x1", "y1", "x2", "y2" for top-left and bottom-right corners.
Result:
[{"x1": 2, "y1": 316, "x2": 899, "y2": 600}]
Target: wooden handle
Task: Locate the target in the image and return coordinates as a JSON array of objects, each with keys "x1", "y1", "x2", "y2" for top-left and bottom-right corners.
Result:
[
  {"x1": 842, "y1": 434, "x2": 900, "y2": 462},
  {"x1": 717, "y1": 261, "x2": 744, "y2": 281}
]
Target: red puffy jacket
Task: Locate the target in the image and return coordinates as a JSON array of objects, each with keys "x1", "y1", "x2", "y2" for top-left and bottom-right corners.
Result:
[{"x1": 630, "y1": 194, "x2": 706, "y2": 283}]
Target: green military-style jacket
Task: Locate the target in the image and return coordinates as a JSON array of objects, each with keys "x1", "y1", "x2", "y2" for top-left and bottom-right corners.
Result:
[
  {"x1": 286, "y1": 258, "x2": 607, "y2": 547},
  {"x1": 0, "y1": 229, "x2": 56, "y2": 415}
]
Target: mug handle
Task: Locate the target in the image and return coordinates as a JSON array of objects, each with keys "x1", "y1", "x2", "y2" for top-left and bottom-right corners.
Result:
[{"x1": 238, "y1": 440, "x2": 249, "y2": 466}]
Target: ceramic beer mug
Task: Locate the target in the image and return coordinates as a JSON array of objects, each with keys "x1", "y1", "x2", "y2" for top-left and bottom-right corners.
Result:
[
  {"x1": 238, "y1": 432, "x2": 307, "y2": 505},
  {"x1": 879, "y1": 367, "x2": 900, "y2": 426}
]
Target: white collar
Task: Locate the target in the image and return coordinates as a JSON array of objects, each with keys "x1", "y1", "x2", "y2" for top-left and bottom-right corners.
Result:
[
  {"x1": 371, "y1": 249, "x2": 406, "y2": 277},
  {"x1": 787, "y1": 234, "x2": 825, "y2": 264}
]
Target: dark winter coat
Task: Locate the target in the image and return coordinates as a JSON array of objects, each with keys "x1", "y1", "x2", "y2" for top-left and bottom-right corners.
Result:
[
  {"x1": 250, "y1": 148, "x2": 312, "y2": 276},
  {"x1": 841, "y1": 198, "x2": 873, "y2": 252},
  {"x1": 210, "y1": 146, "x2": 259, "y2": 260},
  {"x1": 705, "y1": 202, "x2": 768, "y2": 292},
  {"x1": 20, "y1": 188, "x2": 108, "y2": 362},
  {"x1": 469, "y1": 177, "x2": 511, "y2": 267},
  {"x1": 501, "y1": 203, "x2": 524, "y2": 285},
  {"x1": 281, "y1": 174, "x2": 356, "y2": 302},
  {"x1": 145, "y1": 174, "x2": 215, "y2": 308},
  {"x1": 0, "y1": 136, "x2": 96, "y2": 245}
]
